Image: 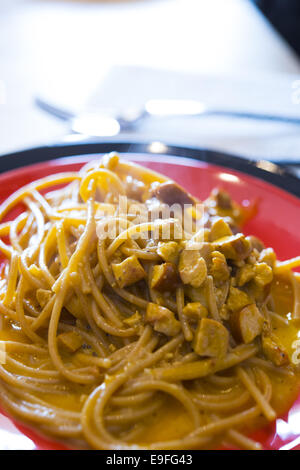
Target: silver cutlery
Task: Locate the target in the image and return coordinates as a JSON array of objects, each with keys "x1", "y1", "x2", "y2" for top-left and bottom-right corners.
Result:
[{"x1": 36, "y1": 97, "x2": 300, "y2": 138}]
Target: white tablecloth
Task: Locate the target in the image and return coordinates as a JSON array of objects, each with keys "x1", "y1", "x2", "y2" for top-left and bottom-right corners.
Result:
[
  {"x1": 83, "y1": 66, "x2": 300, "y2": 163},
  {"x1": 1, "y1": 0, "x2": 300, "y2": 159}
]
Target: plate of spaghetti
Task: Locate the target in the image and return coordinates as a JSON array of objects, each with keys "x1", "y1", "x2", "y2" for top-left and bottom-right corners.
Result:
[{"x1": 0, "y1": 141, "x2": 300, "y2": 451}]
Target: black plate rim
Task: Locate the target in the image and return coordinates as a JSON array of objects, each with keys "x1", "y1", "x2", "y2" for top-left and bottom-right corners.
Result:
[{"x1": 1, "y1": 138, "x2": 299, "y2": 199}]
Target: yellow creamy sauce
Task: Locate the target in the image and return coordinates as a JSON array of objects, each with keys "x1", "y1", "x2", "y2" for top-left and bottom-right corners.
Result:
[{"x1": 0, "y1": 273, "x2": 300, "y2": 449}]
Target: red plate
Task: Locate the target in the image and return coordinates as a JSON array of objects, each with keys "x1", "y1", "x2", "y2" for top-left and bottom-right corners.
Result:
[{"x1": 0, "y1": 151, "x2": 300, "y2": 450}]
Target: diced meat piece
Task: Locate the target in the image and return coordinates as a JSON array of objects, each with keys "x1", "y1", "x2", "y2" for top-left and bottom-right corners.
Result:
[
  {"x1": 179, "y1": 250, "x2": 207, "y2": 288},
  {"x1": 226, "y1": 286, "x2": 252, "y2": 312},
  {"x1": 199, "y1": 242, "x2": 213, "y2": 263},
  {"x1": 258, "y1": 248, "x2": 276, "y2": 268},
  {"x1": 193, "y1": 318, "x2": 229, "y2": 358},
  {"x1": 146, "y1": 303, "x2": 181, "y2": 336},
  {"x1": 185, "y1": 285, "x2": 208, "y2": 307},
  {"x1": 210, "y1": 251, "x2": 230, "y2": 283},
  {"x1": 253, "y1": 262, "x2": 273, "y2": 287},
  {"x1": 157, "y1": 241, "x2": 180, "y2": 264},
  {"x1": 58, "y1": 331, "x2": 83, "y2": 352},
  {"x1": 36, "y1": 288, "x2": 52, "y2": 308},
  {"x1": 150, "y1": 262, "x2": 180, "y2": 292},
  {"x1": 124, "y1": 175, "x2": 146, "y2": 201},
  {"x1": 236, "y1": 264, "x2": 255, "y2": 286},
  {"x1": 112, "y1": 255, "x2": 146, "y2": 288},
  {"x1": 247, "y1": 235, "x2": 265, "y2": 253},
  {"x1": 230, "y1": 303, "x2": 264, "y2": 344},
  {"x1": 213, "y1": 233, "x2": 251, "y2": 261},
  {"x1": 262, "y1": 333, "x2": 289, "y2": 366},
  {"x1": 212, "y1": 189, "x2": 233, "y2": 210},
  {"x1": 247, "y1": 281, "x2": 272, "y2": 305},
  {"x1": 203, "y1": 228, "x2": 210, "y2": 242},
  {"x1": 182, "y1": 302, "x2": 208, "y2": 321},
  {"x1": 210, "y1": 218, "x2": 232, "y2": 242},
  {"x1": 153, "y1": 181, "x2": 196, "y2": 207}
]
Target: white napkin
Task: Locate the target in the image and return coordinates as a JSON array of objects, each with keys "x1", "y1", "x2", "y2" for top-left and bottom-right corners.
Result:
[{"x1": 86, "y1": 65, "x2": 300, "y2": 163}]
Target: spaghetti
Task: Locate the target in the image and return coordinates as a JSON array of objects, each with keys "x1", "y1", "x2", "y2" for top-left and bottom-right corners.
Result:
[{"x1": 0, "y1": 152, "x2": 299, "y2": 450}]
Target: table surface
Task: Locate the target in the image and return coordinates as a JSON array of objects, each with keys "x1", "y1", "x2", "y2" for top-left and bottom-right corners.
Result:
[{"x1": 1, "y1": 0, "x2": 300, "y2": 156}]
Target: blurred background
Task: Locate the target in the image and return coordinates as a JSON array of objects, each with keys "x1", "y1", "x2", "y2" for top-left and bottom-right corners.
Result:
[{"x1": 1, "y1": 0, "x2": 300, "y2": 162}]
